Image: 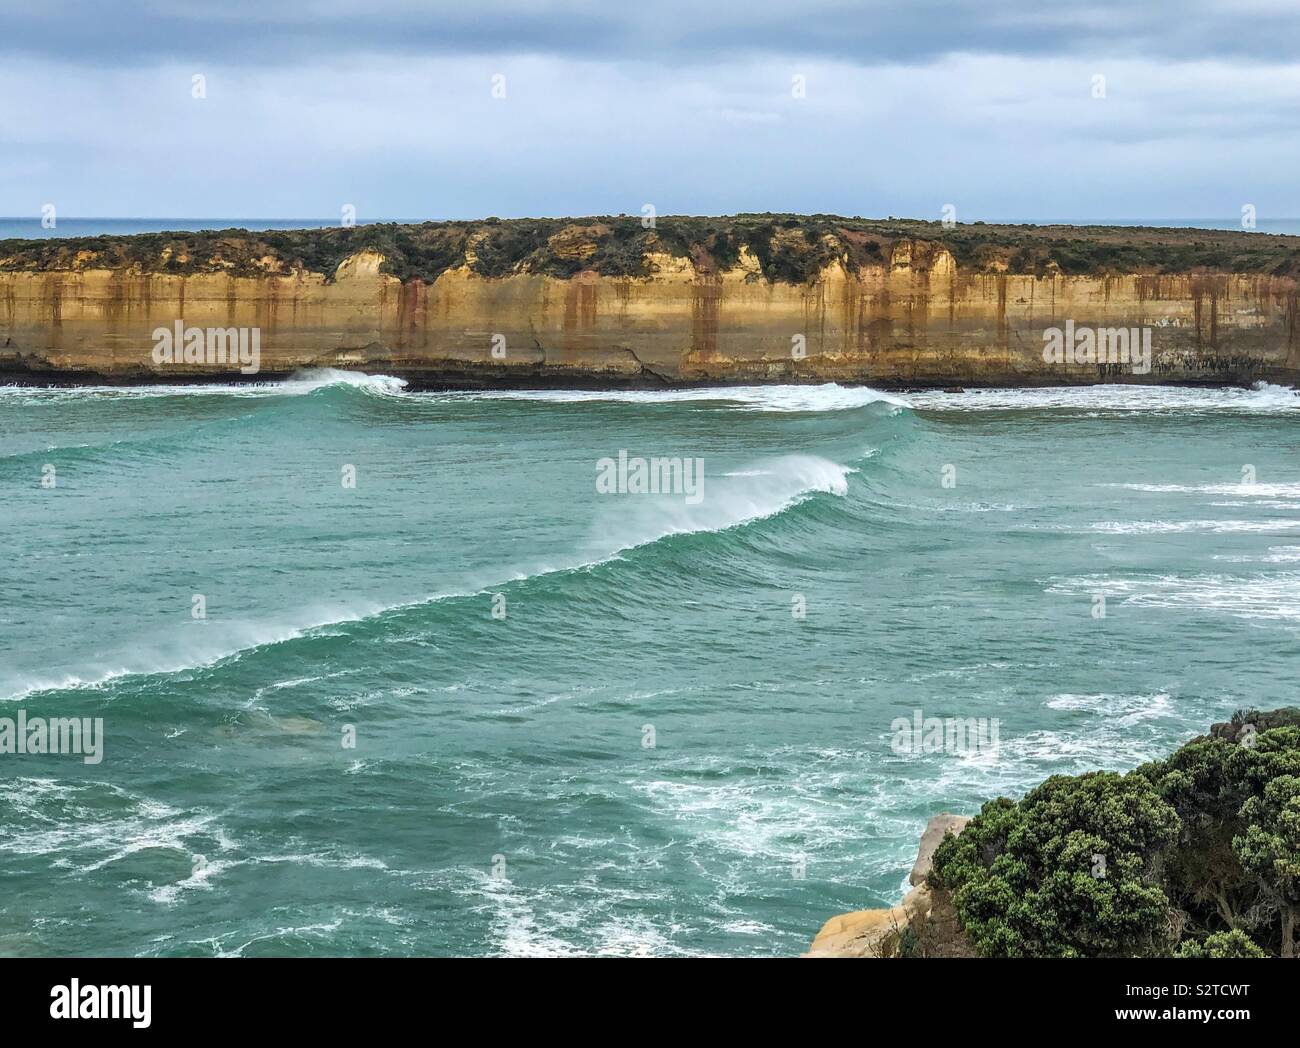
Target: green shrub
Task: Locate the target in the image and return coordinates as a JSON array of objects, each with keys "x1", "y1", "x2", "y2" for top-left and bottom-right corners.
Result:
[
  {"x1": 932, "y1": 711, "x2": 1300, "y2": 957},
  {"x1": 1174, "y1": 930, "x2": 1266, "y2": 958},
  {"x1": 929, "y1": 774, "x2": 1179, "y2": 957},
  {"x1": 5, "y1": 216, "x2": 1299, "y2": 283}
]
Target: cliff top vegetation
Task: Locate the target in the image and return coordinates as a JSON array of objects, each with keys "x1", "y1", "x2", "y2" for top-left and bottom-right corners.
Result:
[{"x1": 3, "y1": 214, "x2": 1299, "y2": 284}]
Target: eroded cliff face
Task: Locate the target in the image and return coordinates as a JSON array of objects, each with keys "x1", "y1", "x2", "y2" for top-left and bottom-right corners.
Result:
[{"x1": 4, "y1": 224, "x2": 1299, "y2": 387}]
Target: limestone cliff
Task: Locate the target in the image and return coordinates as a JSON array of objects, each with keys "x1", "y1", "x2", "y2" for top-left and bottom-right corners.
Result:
[{"x1": 3, "y1": 215, "x2": 1298, "y2": 387}]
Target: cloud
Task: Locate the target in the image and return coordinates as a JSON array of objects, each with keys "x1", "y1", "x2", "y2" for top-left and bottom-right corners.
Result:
[
  {"x1": 4, "y1": 1, "x2": 1300, "y2": 66},
  {"x1": 2, "y1": 50, "x2": 1298, "y2": 220},
  {"x1": 0, "y1": 3, "x2": 1296, "y2": 219}
]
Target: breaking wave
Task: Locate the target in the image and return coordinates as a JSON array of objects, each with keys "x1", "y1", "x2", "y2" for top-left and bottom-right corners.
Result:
[
  {"x1": 2, "y1": 452, "x2": 855, "y2": 702},
  {"x1": 470, "y1": 383, "x2": 909, "y2": 412},
  {"x1": 902, "y1": 381, "x2": 1299, "y2": 413}
]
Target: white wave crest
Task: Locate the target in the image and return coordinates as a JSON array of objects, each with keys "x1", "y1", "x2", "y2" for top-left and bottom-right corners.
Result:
[
  {"x1": 1088, "y1": 519, "x2": 1298, "y2": 534},
  {"x1": 1215, "y1": 545, "x2": 1300, "y2": 564},
  {"x1": 1047, "y1": 571, "x2": 1300, "y2": 621},
  {"x1": 1115, "y1": 481, "x2": 1300, "y2": 498},
  {"x1": 590, "y1": 454, "x2": 853, "y2": 558},
  {"x1": 469, "y1": 382, "x2": 908, "y2": 412},
  {"x1": 3, "y1": 455, "x2": 854, "y2": 702},
  {"x1": 902, "y1": 381, "x2": 1300, "y2": 413},
  {"x1": 0, "y1": 369, "x2": 408, "y2": 401},
  {"x1": 280, "y1": 368, "x2": 408, "y2": 394},
  {"x1": 1045, "y1": 692, "x2": 1173, "y2": 725}
]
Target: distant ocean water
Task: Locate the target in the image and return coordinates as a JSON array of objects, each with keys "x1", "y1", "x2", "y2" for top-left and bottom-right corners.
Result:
[
  {"x1": 0, "y1": 218, "x2": 381, "y2": 239},
  {"x1": 3, "y1": 217, "x2": 1300, "y2": 238},
  {"x1": 4, "y1": 375, "x2": 1300, "y2": 956}
]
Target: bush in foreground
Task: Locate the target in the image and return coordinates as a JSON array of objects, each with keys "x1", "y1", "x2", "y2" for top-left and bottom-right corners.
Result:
[{"x1": 929, "y1": 708, "x2": 1300, "y2": 957}]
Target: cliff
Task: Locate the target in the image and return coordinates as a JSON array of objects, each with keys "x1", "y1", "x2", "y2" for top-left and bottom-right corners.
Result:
[{"x1": 3, "y1": 215, "x2": 1300, "y2": 387}]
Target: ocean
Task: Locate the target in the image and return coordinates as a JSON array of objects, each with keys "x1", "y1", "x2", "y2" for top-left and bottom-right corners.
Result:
[
  {"x1": 4, "y1": 217, "x2": 1300, "y2": 238},
  {"x1": 3, "y1": 375, "x2": 1299, "y2": 956}
]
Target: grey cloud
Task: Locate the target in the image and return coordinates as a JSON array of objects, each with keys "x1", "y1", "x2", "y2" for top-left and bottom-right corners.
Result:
[
  {"x1": 2, "y1": 4, "x2": 1296, "y2": 221},
  {"x1": 2, "y1": 0, "x2": 1297, "y2": 66}
]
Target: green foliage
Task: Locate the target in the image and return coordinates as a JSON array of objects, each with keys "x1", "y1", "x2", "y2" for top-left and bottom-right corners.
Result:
[
  {"x1": 0, "y1": 222, "x2": 473, "y2": 284},
  {"x1": 466, "y1": 219, "x2": 563, "y2": 278},
  {"x1": 896, "y1": 926, "x2": 920, "y2": 958},
  {"x1": 933, "y1": 714, "x2": 1300, "y2": 957},
  {"x1": 929, "y1": 774, "x2": 1179, "y2": 957},
  {"x1": 6, "y1": 216, "x2": 1298, "y2": 284},
  {"x1": 1174, "y1": 930, "x2": 1266, "y2": 958},
  {"x1": 1234, "y1": 774, "x2": 1300, "y2": 957}
]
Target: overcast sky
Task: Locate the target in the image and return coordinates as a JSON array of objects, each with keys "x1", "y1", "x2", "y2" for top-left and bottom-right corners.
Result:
[{"x1": 1, "y1": 0, "x2": 1296, "y2": 221}]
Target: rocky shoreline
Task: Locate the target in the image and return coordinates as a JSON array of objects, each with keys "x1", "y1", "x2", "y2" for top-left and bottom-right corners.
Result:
[{"x1": 805, "y1": 814, "x2": 975, "y2": 958}]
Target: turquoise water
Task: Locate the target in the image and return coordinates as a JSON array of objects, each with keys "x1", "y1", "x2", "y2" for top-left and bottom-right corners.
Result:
[{"x1": 3, "y1": 375, "x2": 1300, "y2": 956}]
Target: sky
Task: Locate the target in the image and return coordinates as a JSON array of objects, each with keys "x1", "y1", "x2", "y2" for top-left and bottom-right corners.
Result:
[{"x1": 1, "y1": 0, "x2": 1297, "y2": 221}]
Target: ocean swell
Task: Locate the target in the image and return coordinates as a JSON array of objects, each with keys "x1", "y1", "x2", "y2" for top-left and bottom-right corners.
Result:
[{"x1": 1, "y1": 452, "x2": 855, "y2": 702}]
